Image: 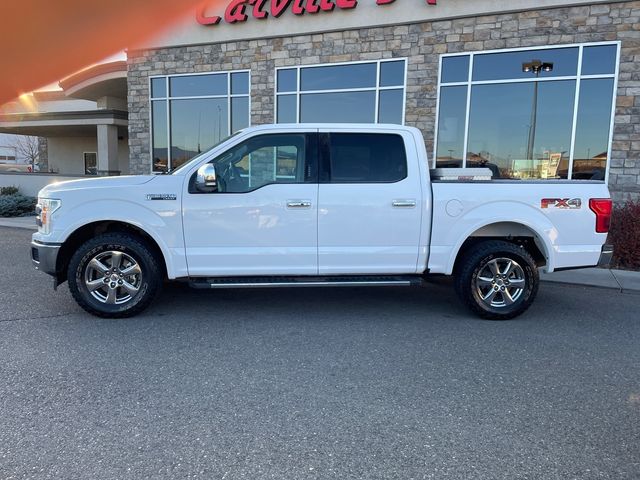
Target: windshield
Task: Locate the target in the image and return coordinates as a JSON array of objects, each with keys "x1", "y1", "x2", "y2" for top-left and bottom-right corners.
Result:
[{"x1": 169, "y1": 132, "x2": 241, "y2": 175}]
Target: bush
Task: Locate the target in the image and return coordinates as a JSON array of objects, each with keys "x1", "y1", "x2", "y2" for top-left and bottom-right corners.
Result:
[
  {"x1": 0, "y1": 186, "x2": 19, "y2": 196},
  {"x1": 0, "y1": 194, "x2": 37, "y2": 217},
  {"x1": 609, "y1": 199, "x2": 640, "y2": 271}
]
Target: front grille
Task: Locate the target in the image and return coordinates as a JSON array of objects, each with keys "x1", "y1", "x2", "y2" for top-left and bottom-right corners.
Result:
[{"x1": 31, "y1": 247, "x2": 39, "y2": 263}]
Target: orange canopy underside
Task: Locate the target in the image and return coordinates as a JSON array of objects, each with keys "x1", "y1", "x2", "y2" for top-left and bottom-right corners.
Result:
[{"x1": 1, "y1": 0, "x2": 219, "y2": 105}]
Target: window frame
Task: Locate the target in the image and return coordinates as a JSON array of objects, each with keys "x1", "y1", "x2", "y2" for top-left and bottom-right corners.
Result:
[
  {"x1": 274, "y1": 58, "x2": 408, "y2": 125},
  {"x1": 148, "y1": 70, "x2": 251, "y2": 174},
  {"x1": 433, "y1": 41, "x2": 621, "y2": 182},
  {"x1": 188, "y1": 132, "x2": 319, "y2": 194},
  {"x1": 83, "y1": 151, "x2": 97, "y2": 175}
]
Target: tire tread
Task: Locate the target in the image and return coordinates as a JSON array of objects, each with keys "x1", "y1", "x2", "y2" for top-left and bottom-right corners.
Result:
[
  {"x1": 67, "y1": 232, "x2": 162, "y2": 318},
  {"x1": 454, "y1": 240, "x2": 539, "y2": 320}
]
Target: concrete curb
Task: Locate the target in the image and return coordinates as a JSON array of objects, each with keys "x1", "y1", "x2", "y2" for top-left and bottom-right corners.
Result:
[
  {"x1": 541, "y1": 268, "x2": 640, "y2": 293},
  {"x1": 0, "y1": 217, "x2": 37, "y2": 230},
  {"x1": 2, "y1": 218, "x2": 639, "y2": 292}
]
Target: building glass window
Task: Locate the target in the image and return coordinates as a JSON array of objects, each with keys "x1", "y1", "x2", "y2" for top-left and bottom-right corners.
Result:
[
  {"x1": 275, "y1": 59, "x2": 406, "y2": 125},
  {"x1": 435, "y1": 43, "x2": 619, "y2": 180},
  {"x1": 441, "y1": 56, "x2": 469, "y2": 84},
  {"x1": 84, "y1": 152, "x2": 97, "y2": 175},
  {"x1": 572, "y1": 78, "x2": 615, "y2": 180},
  {"x1": 472, "y1": 47, "x2": 579, "y2": 82},
  {"x1": 150, "y1": 71, "x2": 250, "y2": 173},
  {"x1": 0, "y1": 146, "x2": 18, "y2": 163}
]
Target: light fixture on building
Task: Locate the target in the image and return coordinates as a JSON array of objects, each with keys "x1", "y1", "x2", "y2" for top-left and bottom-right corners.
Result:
[
  {"x1": 522, "y1": 60, "x2": 554, "y2": 75},
  {"x1": 522, "y1": 60, "x2": 554, "y2": 162}
]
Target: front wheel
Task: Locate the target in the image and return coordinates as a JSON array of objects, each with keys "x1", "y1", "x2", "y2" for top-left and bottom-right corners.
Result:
[
  {"x1": 68, "y1": 233, "x2": 162, "y2": 318},
  {"x1": 455, "y1": 240, "x2": 539, "y2": 320}
]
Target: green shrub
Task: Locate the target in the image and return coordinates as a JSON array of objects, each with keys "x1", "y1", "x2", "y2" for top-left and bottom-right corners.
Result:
[
  {"x1": 609, "y1": 199, "x2": 640, "y2": 271},
  {"x1": 0, "y1": 186, "x2": 19, "y2": 196},
  {"x1": 0, "y1": 194, "x2": 36, "y2": 217}
]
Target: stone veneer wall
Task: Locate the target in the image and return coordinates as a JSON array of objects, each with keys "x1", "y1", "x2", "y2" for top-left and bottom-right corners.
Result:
[
  {"x1": 37, "y1": 137, "x2": 48, "y2": 173},
  {"x1": 128, "y1": 1, "x2": 640, "y2": 201}
]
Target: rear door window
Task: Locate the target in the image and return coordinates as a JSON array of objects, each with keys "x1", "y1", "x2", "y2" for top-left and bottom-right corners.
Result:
[{"x1": 325, "y1": 133, "x2": 407, "y2": 183}]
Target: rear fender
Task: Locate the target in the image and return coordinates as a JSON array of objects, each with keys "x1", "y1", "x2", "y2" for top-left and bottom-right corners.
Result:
[{"x1": 439, "y1": 201, "x2": 557, "y2": 275}]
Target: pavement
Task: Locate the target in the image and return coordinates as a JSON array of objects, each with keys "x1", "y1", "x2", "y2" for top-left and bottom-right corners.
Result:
[
  {"x1": 3, "y1": 215, "x2": 638, "y2": 292},
  {"x1": 0, "y1": 215, "x2": 37, "y2": 230},
  {"x1": 541, "y1": 267, "x2": 640, "y2": 292},
  {"x1": 1, "y1": 226, "x2": 639, "y2": 480}
]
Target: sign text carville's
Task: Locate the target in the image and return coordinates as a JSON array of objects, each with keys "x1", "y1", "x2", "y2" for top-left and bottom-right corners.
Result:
[{"x1": 197, "y1": 0, "x2": 437, "y2": 26}]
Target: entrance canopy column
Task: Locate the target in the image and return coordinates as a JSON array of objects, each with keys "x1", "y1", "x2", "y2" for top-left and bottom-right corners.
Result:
[{"x1": 97, "y1": 124, "x2": 119, "y2": 176}]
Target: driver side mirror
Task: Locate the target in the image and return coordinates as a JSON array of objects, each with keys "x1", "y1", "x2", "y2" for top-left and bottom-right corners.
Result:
[{"x1": 195, "y1": 164, "x2": 218, "y2": 193}]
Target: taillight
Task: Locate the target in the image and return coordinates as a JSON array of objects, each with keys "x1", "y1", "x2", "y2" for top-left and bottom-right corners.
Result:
[{"x1": 589, "y1": 198, "x2": 612, "y2": 233}]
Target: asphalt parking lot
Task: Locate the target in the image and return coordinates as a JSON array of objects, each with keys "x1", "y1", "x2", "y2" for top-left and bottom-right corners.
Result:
[{"x1": 1, "y1": 227, "x2": 639, "y2": 479}]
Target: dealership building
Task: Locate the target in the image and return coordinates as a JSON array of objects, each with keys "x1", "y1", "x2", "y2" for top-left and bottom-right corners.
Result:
[{"x1": 1, "y1": 0, "x2": 639, "y2": 201}]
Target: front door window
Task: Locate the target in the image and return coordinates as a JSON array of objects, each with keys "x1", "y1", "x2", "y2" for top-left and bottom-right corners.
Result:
[{"x1": 209, "y1": 134, "x2": 312, "y2": 193}]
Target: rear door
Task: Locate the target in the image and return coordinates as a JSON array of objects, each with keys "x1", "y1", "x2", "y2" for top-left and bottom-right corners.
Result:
[{"x1": 317, "y1": 128, "x2": 422, "y2": 275}]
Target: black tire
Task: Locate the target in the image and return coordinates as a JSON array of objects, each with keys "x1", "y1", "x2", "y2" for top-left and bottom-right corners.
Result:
[
  {"x1": 67, "y1": 232, "x2": 163, "y2": 318},
  {"x1": 454, "y1": 240, "x2": 539, "y2": 320}
]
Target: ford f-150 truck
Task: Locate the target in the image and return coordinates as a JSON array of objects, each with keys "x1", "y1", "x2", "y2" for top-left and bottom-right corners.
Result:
[{"x1": 30, "y1": 124, "x2": 613, "y2": 320}]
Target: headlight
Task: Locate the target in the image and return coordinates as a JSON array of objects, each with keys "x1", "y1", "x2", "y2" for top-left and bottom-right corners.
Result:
[{"x1": 36, "y1": 198, "x2": 61, "y2": 234}]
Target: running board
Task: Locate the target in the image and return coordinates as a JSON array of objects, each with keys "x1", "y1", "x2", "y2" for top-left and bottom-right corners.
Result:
[{"x1": 188, "y1": 275, "x2": 423, "y2": 289}]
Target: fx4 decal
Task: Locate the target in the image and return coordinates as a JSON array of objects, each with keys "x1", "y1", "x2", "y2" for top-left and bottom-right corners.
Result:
[{"x1": 541, "y1": 198, "x2": 582, "y2": 209}]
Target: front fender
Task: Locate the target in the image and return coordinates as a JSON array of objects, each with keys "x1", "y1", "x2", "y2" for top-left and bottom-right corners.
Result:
[{"x1": 49, "y1": 199, "x2": 187, "y2": 279}]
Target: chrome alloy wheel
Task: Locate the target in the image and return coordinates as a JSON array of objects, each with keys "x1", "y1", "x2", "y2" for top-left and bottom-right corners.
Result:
[
  {"x1": 84, "y1": 251, "x2": 142, "y2": 305},
  {"x1": 475, "y1": 257, "x2": 526, "y2": 308}
]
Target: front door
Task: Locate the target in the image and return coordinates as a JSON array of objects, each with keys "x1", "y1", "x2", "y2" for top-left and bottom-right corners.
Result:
[
  {"x1": 317, "y1": 130, "x2": 422, "y2": 274},
  {"x1": 182, "y1": 131, "x2": 319, "y2": 277}
]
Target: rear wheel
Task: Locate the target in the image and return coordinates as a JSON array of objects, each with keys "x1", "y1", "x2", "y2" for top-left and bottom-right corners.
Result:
[
  {"x1": 68, "y1": 233, "x2": 162, "y2": 318},
  {"x1": 455, "y1": 240, "x2": 539, "y2": 320}
]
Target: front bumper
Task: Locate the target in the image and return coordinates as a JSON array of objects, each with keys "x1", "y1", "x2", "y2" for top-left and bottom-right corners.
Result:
[
  {"x1": 598, "y1": 244, "x2": 614, "y2": 268},
  {"x1": 31, "y1": 240, "x2": 61, "y2": 277}
]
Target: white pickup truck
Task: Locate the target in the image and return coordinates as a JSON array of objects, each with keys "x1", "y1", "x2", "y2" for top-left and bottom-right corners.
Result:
[{"x1": 30, "y1": 124, "x2": 613, "y2": 320}]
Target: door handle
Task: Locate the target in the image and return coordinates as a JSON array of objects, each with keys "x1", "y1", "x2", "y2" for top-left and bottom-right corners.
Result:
[
  {"x1": 287, "y1": 200, "x2": 312, "y2": 208},
  {"x1": 392, "y1": 199, "x2": 417, "y2": 208}
]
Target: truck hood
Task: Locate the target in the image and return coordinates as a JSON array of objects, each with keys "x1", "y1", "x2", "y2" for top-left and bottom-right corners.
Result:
[{"x1": 38, "y1": 175, "x2": 156, "y2": 197}]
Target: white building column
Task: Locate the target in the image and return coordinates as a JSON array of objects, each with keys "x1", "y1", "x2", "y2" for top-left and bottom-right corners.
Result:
[{"x1": 96, "y1": 124, "x2": 120, "y2": 176}]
